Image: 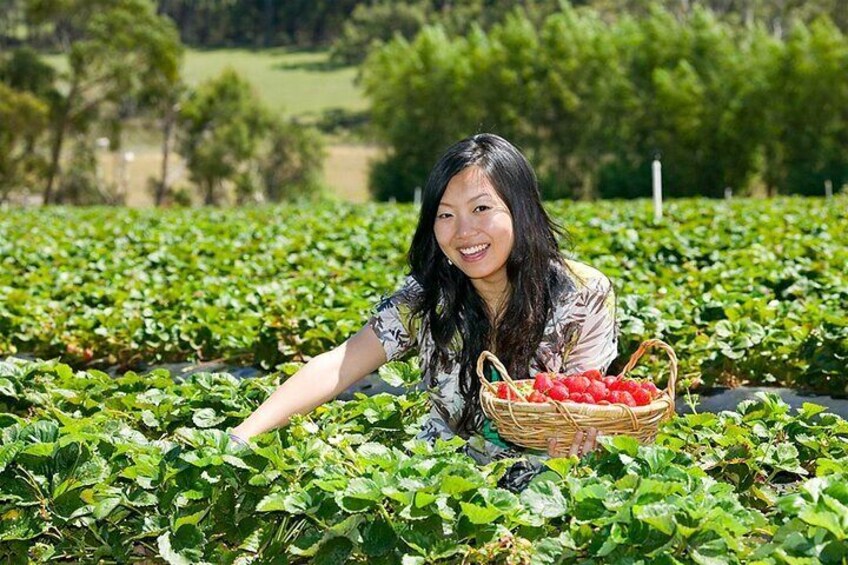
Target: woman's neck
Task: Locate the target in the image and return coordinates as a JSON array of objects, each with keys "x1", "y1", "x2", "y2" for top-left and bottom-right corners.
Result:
[{"x1": 473, "y1": 277, "x2": 511, "y2": 322}]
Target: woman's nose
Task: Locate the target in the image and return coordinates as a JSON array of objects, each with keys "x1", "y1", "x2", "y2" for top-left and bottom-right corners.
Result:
[{"x1": 456, "y1": 214, "x2": 478, "y2": 238}]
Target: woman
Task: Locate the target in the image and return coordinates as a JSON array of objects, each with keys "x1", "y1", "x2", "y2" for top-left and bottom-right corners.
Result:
[{"x1": 231, "y1": 133, "x2": 618, "y2": 489}]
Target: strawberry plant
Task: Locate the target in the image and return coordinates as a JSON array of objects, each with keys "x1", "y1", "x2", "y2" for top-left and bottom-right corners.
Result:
[
  {"x1": 1, "y1": 196, "x2": 845, "y2": 394},
  {"x1": 1, "y1": 357, "x2": 847, "y2": 562}
]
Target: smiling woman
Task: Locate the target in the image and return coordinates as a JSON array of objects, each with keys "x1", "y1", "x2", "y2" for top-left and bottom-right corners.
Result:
[{"x1": 231, "y1": 133, "x2": 618, "y2": 491}]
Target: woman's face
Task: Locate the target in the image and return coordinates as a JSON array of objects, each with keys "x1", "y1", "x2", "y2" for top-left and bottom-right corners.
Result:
[{"x1": 434, "y1": 166, "x2": 514, "y2": 289}]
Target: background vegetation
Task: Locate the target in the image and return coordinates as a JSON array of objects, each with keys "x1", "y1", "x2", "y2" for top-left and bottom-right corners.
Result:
[{"x1": 1, "y1": 0, "x2": 847, "y2": 204}]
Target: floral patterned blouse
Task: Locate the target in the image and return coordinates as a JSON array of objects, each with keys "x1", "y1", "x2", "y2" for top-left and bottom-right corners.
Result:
[{"x1": 368, "y1": 259, "x2": 618, "y2": 465}]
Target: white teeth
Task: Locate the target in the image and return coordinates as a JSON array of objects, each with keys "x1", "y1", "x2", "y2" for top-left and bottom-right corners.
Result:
[{"x1": 459, "y1": 244, "x2": 489, "y2": 256}]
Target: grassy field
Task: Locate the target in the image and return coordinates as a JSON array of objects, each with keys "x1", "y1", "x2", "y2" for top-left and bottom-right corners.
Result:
[
  {"x1": 45, "y1": 47, "x2": 367, "y2": 121},
  {"x1": 181, "y1": 48, "x2": 368, "y2": 120},
  {"x1": 43, "y1": 47, "x2": 377, "y2": 203}
]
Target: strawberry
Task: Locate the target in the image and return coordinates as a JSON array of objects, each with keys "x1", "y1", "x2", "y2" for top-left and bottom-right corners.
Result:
[
  {"x1": 622, "y1": 380, "x2": 643, "y2": 396},
  {"x1": 642, "y1": 381, "x2": 660, "y2": 398},
  {"x1": 497, "y1": 382, "x2": 517, "y2": 401},
  {"x1": 578, "y1": 393, "x2": 596, "y2": 404},
  {"x1": 631, "y1": 388, "x2": 652, "y2": 406},
  {"x1": 534, "y1": 373, "x2": 555, "y2": 393},
  {"x1": 582, "y1": 369, "x2": 602, "y2": 381},
  {"x1": 609, "y1": 391, "x2": 636, "y2": 407},
  {"x1": 528, "y1": 391, "x2": 548, "y2": 403},
  {"x1": 562, "y1": 375, "x2": 591, "y2": 394},
  {"x1": 547, "y1": 384, "x2": 570, "y2": 401},
  {"x1": 608, "y1": 377, "x2": 626, "y2": 391},
  {"x1": 586, "y1": 381, "x2": 608, "y2": 403}
]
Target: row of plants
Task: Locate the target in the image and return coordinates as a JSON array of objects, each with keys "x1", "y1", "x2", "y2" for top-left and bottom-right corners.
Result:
[
  {"x1": 1, "y1": 196, "x2": 846, "y2": 394},
  {"x1": 0, "y1": 356, "x2": 846, "y2": 562}
]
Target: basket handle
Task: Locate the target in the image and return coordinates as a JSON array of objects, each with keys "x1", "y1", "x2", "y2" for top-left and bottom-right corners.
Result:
[
  {"x1": 619, "y1": 338, "x2": 678, "y2": 417},
  {"x1": 476, "y1": 350, "x2": 529, "y2": 402}
]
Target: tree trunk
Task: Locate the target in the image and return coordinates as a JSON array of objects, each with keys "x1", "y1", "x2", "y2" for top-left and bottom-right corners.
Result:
[
  {"x1": 204, "y1": 178, "x2": 216, "y2": 206},
  {"x1": 155, "y1": 103, "x2": 175, "y2": 206},
  {"x1": 43, "y1": 80, "x2": 77, "y2": 205}
]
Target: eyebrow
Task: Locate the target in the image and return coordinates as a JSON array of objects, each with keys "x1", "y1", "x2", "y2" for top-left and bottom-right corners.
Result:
[{"x1": 438, "y1": 193, "x2": 492, "y2": 208}]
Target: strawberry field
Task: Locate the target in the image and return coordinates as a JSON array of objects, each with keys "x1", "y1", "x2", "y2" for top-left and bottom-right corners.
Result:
[{"x1": 1, "y1": 196, "x2": 847, "y2": 562}]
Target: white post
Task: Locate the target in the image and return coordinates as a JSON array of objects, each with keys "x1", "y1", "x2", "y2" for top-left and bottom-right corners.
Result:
[
  {"x1": 414, "y1": 187, "x2": 422, "y2": 206},
  {"x1": 120, "y1": 151, "x2": 134, "y2": 200},
  {"x1": 652, "y1": 158, "x2": 662, "y2": 223},
  {"x1": 724, "y1": 187, "x2": 732, "y2": 201},
  {"x1": 825, "y1": 179, "x2": 833, "y2": 199}
]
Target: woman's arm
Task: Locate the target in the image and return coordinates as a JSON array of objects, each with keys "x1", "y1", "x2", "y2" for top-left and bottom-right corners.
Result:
[{"x1": 231, "y1": 324, "x2": 388, "y2": 440}]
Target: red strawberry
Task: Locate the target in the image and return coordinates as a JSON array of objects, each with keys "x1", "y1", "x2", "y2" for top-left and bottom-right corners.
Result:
[
  {"x1": 608, "y1": 377, "x2": 626, "y2": 391},
  {"x1": 586, "y1": 381, "x2": 608, "y2": 403},
  {"x1": 528, "y1": 391, "x2": 548, "y2": 403},
  {"x1": 563, "y1": 375, "x2": 591, "y2": 394},
  {"x1": 622, "y1": 380, "x2": 643, "y2": 396},
  {"x1": 547, "y1": 384, "x2": 570, "y2": 401},
  {"x1": 609, "y1": 391, "x2": 636, "y2": 407},
  {"x1": 534, "y1": 373, "x2": 555, "y2": 393},
  {"x1": 497, "y1": 382, "x2": 517, "y2": 401},
  {"x1": 642, "y1": 381, "x2": 660, "y2": 398},
  {"x1": 582, "y1": 369, "x2": 602, "y2": 381},
  {"x1": 631, "y1": 388, "x2": 652, "y2": 406}
]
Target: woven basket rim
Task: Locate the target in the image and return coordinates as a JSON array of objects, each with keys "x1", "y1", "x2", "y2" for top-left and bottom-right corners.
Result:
[{"x1": 481, "y1": 385, "x2": 674, "y2": 416}]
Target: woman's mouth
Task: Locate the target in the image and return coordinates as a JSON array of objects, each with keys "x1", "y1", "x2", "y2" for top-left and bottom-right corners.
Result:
[{"x1": 458, "y1": 243, "x2": 490, "y2": 262}]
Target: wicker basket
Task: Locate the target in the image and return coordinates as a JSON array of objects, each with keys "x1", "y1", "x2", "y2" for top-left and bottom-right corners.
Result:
[{"x1": 476, "y1": 339, "x2": 678, "y2": 451}]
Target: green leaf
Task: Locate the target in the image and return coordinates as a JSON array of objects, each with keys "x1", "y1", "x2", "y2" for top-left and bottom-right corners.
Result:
[
  {"x1": 460, "y1": 501, "x2": 501, "y2": 524},
  {"x1": 313, "y1": 536, "x2": 353, "y2": 565},
  {"x1": 634, "y1": 502, "x2": 677, "y2": 536},
  {"x1": 361, "y1": 518, "x2": 397, "y2": 557},
  {"x1": 192, "y1": 408, "x2": 225, "y2": 428},
  {"x1": 440, "y1": 475, "x2": 480, "y2": 496},
  {"x1": 0, "y1": 442, "x2": 23, "y2": 473},
  {"x1": 521, "y1": 480, "x2": 568, "y2": 519},
  {"x1": 0, "y1": 378, "x2": 17, "y2": 398}
]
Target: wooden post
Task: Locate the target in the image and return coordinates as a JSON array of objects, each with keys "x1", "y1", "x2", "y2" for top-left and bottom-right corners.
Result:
[
  {"x1": 825, "y1": 179, "x2": 833, "y2": 199},
  {"x1": 652, "y1": 158, "x2": 662, "y2": 222}
]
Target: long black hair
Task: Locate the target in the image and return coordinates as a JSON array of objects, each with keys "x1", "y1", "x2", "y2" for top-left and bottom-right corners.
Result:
[{"x1": 408, "y1": 133, "x2": 568, "y2": 437}]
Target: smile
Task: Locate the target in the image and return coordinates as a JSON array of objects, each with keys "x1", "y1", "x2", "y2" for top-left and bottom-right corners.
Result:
[{"x1": 458, "y1": 243, "x2": 490, "y2": 260}]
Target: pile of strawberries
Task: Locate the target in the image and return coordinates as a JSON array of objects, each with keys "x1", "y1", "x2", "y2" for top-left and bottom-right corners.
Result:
[{"x1": 495, "y1": 369, "x2": 661, "y2": 407}]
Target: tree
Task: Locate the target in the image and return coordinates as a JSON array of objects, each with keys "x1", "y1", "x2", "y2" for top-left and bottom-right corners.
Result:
[
  {"x1": 177, "y1": 69, "x2": 273, "y2": 205},
  {"x1": 258, "y1": 120, "x2": 326, "y2": 202},
  {"x1": 24, "y1": 0, "x2": 181, "y2": 204},
  {"x1": 0, "y1": 83, "x2": 49, "y2": 203},
  {"x1": 762, "y1": 18, "x2": 848, "y2": 195},
  {"x1": 0, "y1": 47, "x2": 56, "y2": 202}
]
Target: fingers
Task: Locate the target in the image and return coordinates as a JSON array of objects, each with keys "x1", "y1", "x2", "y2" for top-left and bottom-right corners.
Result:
[
  {"x1": 568, "y1": 430, "x2": 584, "y2": 458},
  {"x1": 547, "y1": 437, "x2": 560, "y2": 457},
  {"x1": 550, "y1": 428, "x2": 603, "y2": 459},
  {"x1": 583, "y1": 427, "x2": 598, "y2": 455}
]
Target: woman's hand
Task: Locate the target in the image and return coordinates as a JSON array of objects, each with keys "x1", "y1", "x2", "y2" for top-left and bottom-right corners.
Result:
[{"x1": 548, "y1": 428, "x2": 601, "y2": 458}]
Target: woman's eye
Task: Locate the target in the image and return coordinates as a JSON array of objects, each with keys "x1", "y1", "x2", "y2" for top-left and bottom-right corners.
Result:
[
  {"x1": 437, "y1": 212, "x2": 452, "y2": 219},
  {"x1": 474, "y1": 205, "x2": 490, "y2": 213}
]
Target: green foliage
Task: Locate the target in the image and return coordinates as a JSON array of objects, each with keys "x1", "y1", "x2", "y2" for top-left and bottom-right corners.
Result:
[
  {"x1": 330, "y1": 2, "x2": 430, "y2": 65},
  {"x1": 177, "y1": 68, "x2": 325, "y2": 205},
  {"x1": 0, "y1": 196, "x2": 846, "y2": 396},
  {"x1": 177, "y1": 68, "x2": 273, "y2": 205},
  {"x1": 363, "y1": 5, "x2": 848, "y2": 201},
  {"x1": 0, "y1": 82, "x2": 49, "y2": 203},
  {"x1": 21, "y1": 0, "x2": 183, "y2": 205},
  {"x1": 0, "y1": 358, "x2": 846, "y2": 561}
]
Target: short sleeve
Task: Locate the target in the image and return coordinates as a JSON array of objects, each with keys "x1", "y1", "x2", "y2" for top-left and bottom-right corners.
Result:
[
  {"x1": 561, "y1": 275, "x2": 618, "y2": 374},
  {"x1": 368, "y1": 275, "x2": 422, "y2": 362}
]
